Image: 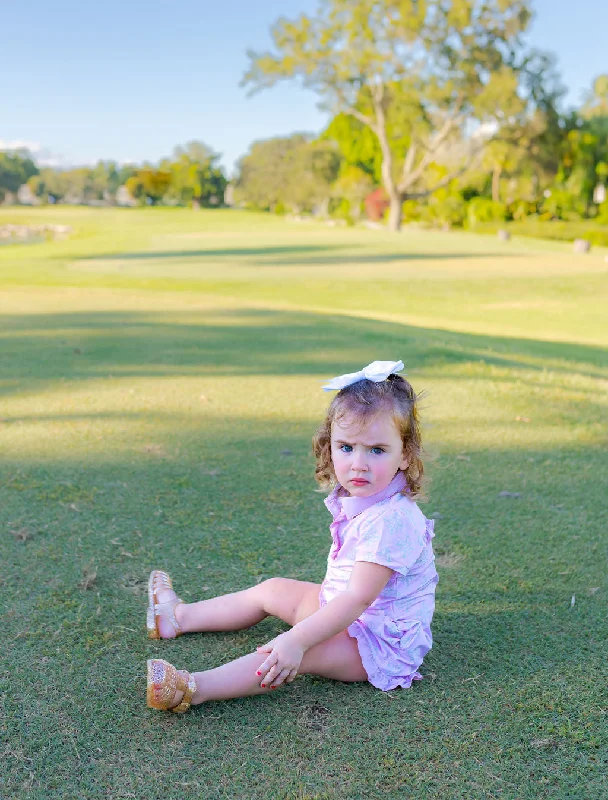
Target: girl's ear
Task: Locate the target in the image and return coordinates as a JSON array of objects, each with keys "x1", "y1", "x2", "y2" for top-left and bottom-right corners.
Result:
[{"x1": 399, "y1": 447, "x2": 409, "y2": 471}]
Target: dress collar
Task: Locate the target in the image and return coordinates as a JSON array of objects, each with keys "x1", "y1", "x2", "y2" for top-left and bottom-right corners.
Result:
[{"x1": 324, "y1": 471, "x2": 407, "y2": 520}]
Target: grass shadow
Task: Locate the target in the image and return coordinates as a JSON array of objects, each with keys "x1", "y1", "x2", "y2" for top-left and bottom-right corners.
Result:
[
  {"x1": 80, "y1": 243, "x2": 517, "y2": 266},
  {"x1": 0, "y1": 307, "x2": 606, "y2": 403}
]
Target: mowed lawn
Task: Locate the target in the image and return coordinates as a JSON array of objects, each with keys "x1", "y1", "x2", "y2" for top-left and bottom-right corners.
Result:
[{"x1": 1, "y1": 208, "x2": 606, "y2": 799}]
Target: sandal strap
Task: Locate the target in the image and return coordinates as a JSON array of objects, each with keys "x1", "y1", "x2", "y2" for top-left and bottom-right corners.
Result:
[
  {"x1": 154, "y1": 598, "x2": 184, "y2": 636},
  {"x1": 171, "y1": 672, "x2": 197, "y2": 713},
  {"x1": 152, "y1": 571, "x2": 173, "y2": 590}
]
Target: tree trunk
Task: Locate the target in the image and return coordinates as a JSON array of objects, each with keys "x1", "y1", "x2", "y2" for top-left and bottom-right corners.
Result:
[
  {"x1": 492, "y1": 164, "x2": 502, "y2": 203},
  {"x1": 387, "y1": 194, "x2": 403, "y2": 232},
  {"x1": 371, "y1": 96, "x2": 402, "y2": 232}
]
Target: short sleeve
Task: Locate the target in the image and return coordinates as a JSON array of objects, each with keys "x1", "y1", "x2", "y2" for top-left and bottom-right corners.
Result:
[{"x1": 354, "y1": 505, "x2": 434, "y2": 577}]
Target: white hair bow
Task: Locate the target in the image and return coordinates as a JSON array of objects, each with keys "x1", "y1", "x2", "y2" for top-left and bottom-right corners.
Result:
[{"x1": 322, "y1": 360, "x2": 405, "y2": 392}]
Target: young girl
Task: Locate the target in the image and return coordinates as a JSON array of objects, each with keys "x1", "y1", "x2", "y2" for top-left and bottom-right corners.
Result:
[{"x1": 146, "y1": 360, "x2": 438, "y2": 712}]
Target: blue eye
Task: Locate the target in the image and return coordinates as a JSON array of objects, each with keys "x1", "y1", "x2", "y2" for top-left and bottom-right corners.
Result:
[
  {"x1": 340, "y1": 444, "x2": 353, "y2": 453},
  {"x1": 371, "y1": 447, "x2": 385, "y2": 455}
]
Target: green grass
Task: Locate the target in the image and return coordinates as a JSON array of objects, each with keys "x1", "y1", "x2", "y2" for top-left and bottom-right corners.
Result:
[
  {"x1": 473, "y1": 218, "x2": 608, "y2": 248},
  {"x1": 1, "y1": 207, "x2": 606, "y2": 799}
]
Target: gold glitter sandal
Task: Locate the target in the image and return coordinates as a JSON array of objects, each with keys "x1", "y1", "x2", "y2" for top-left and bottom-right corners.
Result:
[
  {"x1": 146, "y1": 659, "x2": 197, "y2": 713},
  {"x1": 146, "y1": 570, "x2": 184, "y2": 639}
]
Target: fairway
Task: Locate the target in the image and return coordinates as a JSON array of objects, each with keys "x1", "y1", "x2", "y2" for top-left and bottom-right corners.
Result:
[{"x1": 1, "y1": 208, "x2": 607, "y2": 799}]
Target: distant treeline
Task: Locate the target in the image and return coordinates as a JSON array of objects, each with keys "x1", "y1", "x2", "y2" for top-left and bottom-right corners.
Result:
[
  {"x1": 0, "y1": 142, "x2": 227, "y2": 209},
  {"x1": 2, "y1": 81, "x2": 607, "y2": 232}
]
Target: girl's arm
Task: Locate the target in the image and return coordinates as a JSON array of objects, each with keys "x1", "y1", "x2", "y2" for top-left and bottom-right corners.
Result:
[{"x1": 290, "y1": 561, "x2": 394, "y2": 650}]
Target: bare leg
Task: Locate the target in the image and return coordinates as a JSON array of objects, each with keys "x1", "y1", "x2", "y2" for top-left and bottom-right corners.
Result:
[
  {"x1": 180, "y1": 629, "x2": 367, "y2": 705},
  {"x1": 155, "y1": 577, "x2": 319, "y2": 638},
  {"x1": 150, "y1": 582, "x2": 368, "y2": 707},
  {"x1": 178, "y1": 587, "x2": 268, "y2": 634}
]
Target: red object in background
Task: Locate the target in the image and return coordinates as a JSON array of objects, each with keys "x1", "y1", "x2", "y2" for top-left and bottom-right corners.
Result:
[{"x1": 364, "y1": 188, "x2": 390, "y2": 221}]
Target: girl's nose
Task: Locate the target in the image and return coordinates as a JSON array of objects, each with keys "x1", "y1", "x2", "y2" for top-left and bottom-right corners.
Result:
[{"x1": 352, "y1": 450, "x2": 368, "y2": 470}]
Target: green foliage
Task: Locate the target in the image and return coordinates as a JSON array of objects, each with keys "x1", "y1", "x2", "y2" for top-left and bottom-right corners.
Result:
[
  {"x1": 581, "y1": 74, "x2": 608, "y2": 119},
  {"x1": 329, "y1": 196, "x2": 350, "y2": 219},
  {"x1": 0, "y1": 150, "x2": 38, "y2": 200},
  {"x1": 467, "y1": 197, "x2": 508, "y2": 227},
  {"x1": 425, "y1": 192, "x2": 468, "y2": 229},
  {"x1": 7, "y1": 147, "x2": 226, "y2": 209},
  {"x1": 509, "y1": 198, "x2": 538, "y2": 221},
  {"x1": 27, "y1": 168, "x2": 69, "y2": 203},
  {"x1": 540, "y1": 185, "x2": 586, "y2": 220},
  {"x1": 320, "y1": 113, "x2": 384, "y2": 185},
  {"x1": 597, "y1": 202, "x2": 608, "y2": 225},
  {"x1": 234, "y1": 134, "x2": 341, "y2": 214},
  {"x1": 244, "y1": 0, "x2": 539, "y2": 229},
  {"x1": 161, "y1": 141, "x2": 227, "y2": 208},
  {"x1": 330, "y1": 165, "x2": 374, "y2": 220},
  {"x1": 124, "y1": 168, "x2": 172, "y2": 206},
  {"x1": 25, "y1": 161, "x2": 128, "y2": 204},
  {"x1": 555, "y1": 115, "x2": 608, "y2": 212}
]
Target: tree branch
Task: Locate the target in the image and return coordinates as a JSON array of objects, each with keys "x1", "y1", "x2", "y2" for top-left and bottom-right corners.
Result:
[
  {"x1": 401, "y1": 144, "x2": 417, "y2": 182},
  {"x1": 398, "y1": 111, "x2": 463, "y2": 192},
  {"x1": 404, "y1": 145, "x2": 486, "y2": 199},
  {"x1": 347, "y1": 108, "x2": 376, "y2": 129},
  {"x1": 334, "y1": 84, "x2": 375, "y2": 130}
]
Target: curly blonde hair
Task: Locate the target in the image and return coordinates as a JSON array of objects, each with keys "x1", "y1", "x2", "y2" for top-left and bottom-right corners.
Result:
[{"x1": 312, "y1": 374, "x2": 427, "y2": 500}]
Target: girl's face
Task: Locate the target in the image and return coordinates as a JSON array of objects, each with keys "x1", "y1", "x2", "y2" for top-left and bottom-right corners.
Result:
[{"x1": 330, "y1": 412, "x2": 408, "y2": 498}]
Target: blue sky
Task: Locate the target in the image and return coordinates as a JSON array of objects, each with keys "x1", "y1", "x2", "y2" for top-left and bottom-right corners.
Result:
[{"x1": 1, "y1": 0, "x2": 606, "y2": 175}]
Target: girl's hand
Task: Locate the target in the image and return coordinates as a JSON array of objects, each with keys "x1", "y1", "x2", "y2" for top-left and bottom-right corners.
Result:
[{"x1": 255, "y1": 631, "x2": 306, "y2": 689}]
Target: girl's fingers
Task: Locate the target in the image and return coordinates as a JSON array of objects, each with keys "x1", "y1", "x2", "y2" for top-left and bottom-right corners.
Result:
[
  {"x1": 270, "y1": 669, "x2": 291, "y2": 689},
  {"x1": 267, "y1": 664, "x2": 282, "y2": 681},
  {"x1": 256, "y1": 653, "x2": 278, "y2": 677},
  {"x1": 260, "y1": 662, "x2": 279, "y2": 686}
]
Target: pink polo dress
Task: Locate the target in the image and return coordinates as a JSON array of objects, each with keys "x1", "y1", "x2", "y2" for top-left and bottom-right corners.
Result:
[{"x1": 319, "y1": 471, "x2": 438, "y2": 691}]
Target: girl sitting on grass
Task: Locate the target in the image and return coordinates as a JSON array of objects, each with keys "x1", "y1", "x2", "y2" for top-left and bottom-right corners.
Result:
[{"x1": 146, "y1": 360, "x2": 438, "y2": 711}]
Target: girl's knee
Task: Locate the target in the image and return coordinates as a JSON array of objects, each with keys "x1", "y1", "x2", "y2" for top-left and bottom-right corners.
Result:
[
  {"x1": 256, "y1": 578, "x2": 320, "y2": 626},
  {"x1": 256, "y1": 577, "x2": 291, "y2": 602}
]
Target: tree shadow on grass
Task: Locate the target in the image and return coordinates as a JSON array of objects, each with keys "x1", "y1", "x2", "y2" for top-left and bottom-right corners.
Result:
[
  {"x1": 427, "y1": 600, "x2": 607, "y2": 685},
  {"x1": 0, "y1": 307, "x2": 606, "y2": 402},
  {"x1": 80, "y1": 244, "x2": 515, "y2": 265},
  {"x1": 83, "y1": 244, "x2": 343, "y2": 260}
]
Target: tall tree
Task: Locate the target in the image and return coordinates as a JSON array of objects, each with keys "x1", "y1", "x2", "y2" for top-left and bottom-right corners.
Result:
[
  {"x1": 235, "y1": 134, "x2": 340, "y2": 213},
  {"x1": 244, "y1": 0, "x2": 540, "y2": 230},
  {"x1": 482, "y1": 51, "x2": 565, "y2": 202},
  {"x1": 0, "y1": 150, "x2": 38, "y2": 201},
  {"x1": 125, "y1": 167, "x2": 172, "y2": 205},
  {"x1": 162, "y1": 141, "x2": 227, "y2": 208},
  {"x1": 27, "y1": 168, "x2": 69, "y2": 203},
  {"x1": 556, "y1": 115, "x2": 608, "y2": 215}
]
